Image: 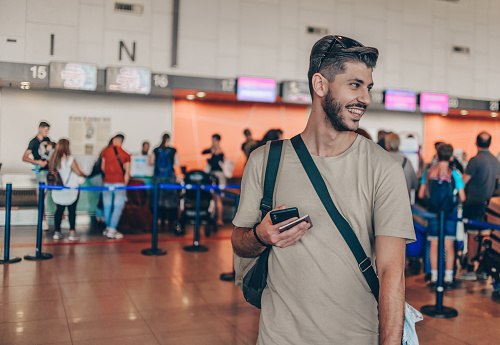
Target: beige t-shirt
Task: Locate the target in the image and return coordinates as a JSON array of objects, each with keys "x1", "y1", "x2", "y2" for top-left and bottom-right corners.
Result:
[{"x1": 233, "y1": 135, "x2": 416, "y2": 345}]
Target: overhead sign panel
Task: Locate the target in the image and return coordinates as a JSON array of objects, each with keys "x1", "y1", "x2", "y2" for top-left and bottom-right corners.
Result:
[
  {"x1": 281, "y1": 81, "x2": 312, "y2": 104},
  {"x1": 237, "y1": 77, "x2": 276, "y2": 103},
  {"x1": 420, "y1": 92, "x2": 449, "y2": 113},
  {"x1": 106, "y1": 67, "x2": 151, "y2": 95},
  {"x1": 384, "y1": 89, "x2": 416, "y2": 112},
  {"x1": 49, "y1": 62, "x2": 97, "y2": 91}
]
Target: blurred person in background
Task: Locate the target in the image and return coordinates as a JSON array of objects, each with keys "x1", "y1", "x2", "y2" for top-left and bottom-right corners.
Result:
[
  {"x1": 150, "y1": 133, "x2": 180, "y2": 229},
  {"x1": 431, "y1": 141, "x2": 464, "y2": 173},
  {"x1": 377, "y1": 129, "x2": 387, "y2": 149},
  {"x1": 241, "y1": 128, "x2": 258, "y2": 161},
  {"x1": 418, "y1": 143, "x2": 466, "y2": 290},
  {"x1": 23, "y1": 121, "x2": 51, "y2": 230},
  {"x1": 458, "y1": 132, "x2": 500, "y2": 281},
  {"x1": 202, "y1": 133, "x2": 225, "y2": 226},
  {"x1": 141, "y1": 141, "x2": 150, "y2": 156},
  {"x1": 101, "y1": 134, "x2": 131, "y2": 239},
  {"x1": 385, "y1": 133, "x2": 418, "y2": 200},
  {"x1": 49, "y1": 139, "x2": 86, "y2": 241}
]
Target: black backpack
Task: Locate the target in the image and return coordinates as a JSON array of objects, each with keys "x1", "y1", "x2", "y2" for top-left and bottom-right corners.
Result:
[{"x1": 427, "y1": 169, "x2": 456, "y2": 213}]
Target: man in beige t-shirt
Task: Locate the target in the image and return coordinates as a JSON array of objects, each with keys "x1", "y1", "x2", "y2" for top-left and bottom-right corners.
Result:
[{"x1": 232, "y1": 35, "x2": 416, "y2": 345}]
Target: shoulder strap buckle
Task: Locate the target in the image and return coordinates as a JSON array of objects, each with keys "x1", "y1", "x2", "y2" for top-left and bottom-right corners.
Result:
[{"x1": 358, "y1": 257, "x2": 372, "y2": 273}]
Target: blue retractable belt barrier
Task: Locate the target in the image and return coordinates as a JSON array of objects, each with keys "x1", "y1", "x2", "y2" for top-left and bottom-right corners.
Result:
[{"x1": 26, "y1": 183, "x2": 241, "y2": 259}]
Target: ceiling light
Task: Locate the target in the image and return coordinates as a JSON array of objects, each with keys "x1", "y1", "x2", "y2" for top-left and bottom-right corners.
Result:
[
  {"x1": 441, "y1": 113, "x2": 447, "y2": 117},
  {"x1": 186, "y1": 94, "x2": 195, "y2": 100},
  {"x1": 20, "y1": 81, "x2": 30, "y2": 90},
  {"x1": 196, "y1": 91, "x2": 206, "y2": 98},
  {"x1": 460, "y1": 110, "x2": 468, "y2": 116},
  {"x1": 491, "y1": 112, "x2": 498, "y2": 118}
]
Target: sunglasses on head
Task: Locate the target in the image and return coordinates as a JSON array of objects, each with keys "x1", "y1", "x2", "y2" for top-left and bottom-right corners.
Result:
[{"x1": 315, "y1": 35, "x2": 364, "y2": 73}]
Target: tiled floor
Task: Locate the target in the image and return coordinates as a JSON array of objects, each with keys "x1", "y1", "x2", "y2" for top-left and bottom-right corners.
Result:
[{"x1": 1, "y1": 224, "x2": 499, "y2": 344}]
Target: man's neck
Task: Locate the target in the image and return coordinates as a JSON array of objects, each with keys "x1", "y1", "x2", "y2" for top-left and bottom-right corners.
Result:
[
  {"x1": 300, "y1": 108, "x2": 357, "y2": 157},
  {"x1": 36, "y1": 133, "x2": 44, "y2": 141}
]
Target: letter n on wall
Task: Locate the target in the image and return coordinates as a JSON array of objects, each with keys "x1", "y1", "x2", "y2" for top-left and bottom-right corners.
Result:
[{"x1": 119, "y1": 41, "x2": 136, "y2": 61}]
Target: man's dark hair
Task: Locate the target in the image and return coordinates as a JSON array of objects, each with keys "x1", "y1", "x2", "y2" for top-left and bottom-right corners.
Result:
[
  {"x1": 476, "y1": 132, "x2": 491, "y2": 148},
  {"x1": 307, "y1": 35, "x2": 379, "y2": 98},
  {"x1": 437, "y1": 143, "x2": 454, "y2": 162},
  {"x1": 39, "y1": 121, "x2": 50, "y2": 128},
  {"x1": 434, "y1": 141, "x2": 444, "y2": 150},
  {"x1": 212, "y1": 134, "x2": 221, "y2": 141},
  {"x1": 243, "y1": 129, "x2": 251, "y2": 137}
]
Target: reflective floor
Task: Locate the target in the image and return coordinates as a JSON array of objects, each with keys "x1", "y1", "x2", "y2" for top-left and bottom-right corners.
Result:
[{"x1": 1, "y1": 224, "x2": 499, "y2": 344}]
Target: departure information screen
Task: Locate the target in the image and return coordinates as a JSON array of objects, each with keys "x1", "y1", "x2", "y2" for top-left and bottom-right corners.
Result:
[
  {"x1": 282, "y1": 81, "x2": 312, "y2": 104},
  {"x1": 384, "y1": 89, "x2": 416, "y2": 112},
  {"x1": 420, "y1": 92, "x2": 449, "y2": 113},
  {"x1": 237, "y1": 77, "x2": 276, "y2": 103},
  {"x1": 49, "y1": 62, "x2": 97, "y2": 91},
  {"x1": 106, "y1": 67, "x2": 151, "y2": 95}
]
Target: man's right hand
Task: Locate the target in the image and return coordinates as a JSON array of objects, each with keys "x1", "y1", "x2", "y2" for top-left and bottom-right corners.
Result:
[{"x1": 256, "y1": 204, "x2": 310, "y2": 249}]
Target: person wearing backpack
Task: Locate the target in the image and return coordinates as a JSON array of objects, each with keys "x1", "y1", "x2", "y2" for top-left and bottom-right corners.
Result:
[
  {"x1": 149, "y1": 133, "x2": 180, "y2": 229},
  {"x1": 418, "y1": 143, "x2": 466, "y2": 290}
]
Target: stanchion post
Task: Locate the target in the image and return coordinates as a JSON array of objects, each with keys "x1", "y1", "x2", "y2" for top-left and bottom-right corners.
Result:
[
  {"x1": 421, "y1": 210, "x2": 458, "y2": 318},
  {"x1": 184, "y1": 183, "x2": 208, "y2": 252},
  {"x1": 142, "y1": 183, "x2": 166, "y2": 256},
  {"x1": 24, "y1": 183, "x2": 53, "y2": 261},
  {"x1": 1, "y1": 184, "x2": 22, "y2": 264}
]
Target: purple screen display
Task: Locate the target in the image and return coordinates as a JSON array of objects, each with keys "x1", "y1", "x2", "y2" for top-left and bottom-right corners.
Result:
[
  {"x1": 237, "y1": 77, "x2": 277, "y2": 103},
  {"x1": 384, "y1": 89, "x2": 417, "y2": 112},
  {"x1": 420, "y1": 93, "x2": 449, "y2": 113}
]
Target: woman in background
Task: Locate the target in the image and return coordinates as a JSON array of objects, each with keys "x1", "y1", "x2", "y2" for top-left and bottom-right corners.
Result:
[{"x1": 49, "y1": 139, "x2": 86, "y2": 240}]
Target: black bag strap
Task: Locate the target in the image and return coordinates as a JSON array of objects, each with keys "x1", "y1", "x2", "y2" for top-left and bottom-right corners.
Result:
[
  {"x1": 290, "y1": 134, "x2": 380, "y2": 303},
  {"x1": 113, "y1": 146, "x2": 125, "y2": 174},
  {"x1": 248, "y1": 140, "x2": 283, "y2": 292},
  {"x1": 402, "y1": 157, "x2": 407, "y2": 169},
  {"x1": 260, "y1": 140, "x2": 284, "y2": 220}
]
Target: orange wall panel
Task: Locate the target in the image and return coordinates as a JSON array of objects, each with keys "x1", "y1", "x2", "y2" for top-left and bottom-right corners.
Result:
[
  {"x1": 423, "y1": 114, "x2": 500, "y2": 163},
  {"x1": 173, "y1": 100, "x2": 308, "y2": 177}
]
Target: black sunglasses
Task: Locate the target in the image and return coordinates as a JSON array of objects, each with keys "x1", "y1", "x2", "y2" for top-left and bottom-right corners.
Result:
[{"x1": 316, "y1": 35, "x2": 364, "y2": 73}]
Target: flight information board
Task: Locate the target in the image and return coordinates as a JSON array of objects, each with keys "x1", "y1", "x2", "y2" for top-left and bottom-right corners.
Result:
[
  {"x1": 282, "y1": 81, "x2": 312, "y2": 104},
  {"x1": 237, "y1": 77, "x2": 276, "y2": 103},
  {"x1": 384, "y1": 89, "x2": 416, "y2": 112},
  {"x1": 420, "y1": 92, "x2": 449, "y2": 113},
  {"x1": 49, "y1": 62, "x2": 97, "y2": 91},
  {"x1": 106, "y1": 67, "x2": 151, "y2": 95}
]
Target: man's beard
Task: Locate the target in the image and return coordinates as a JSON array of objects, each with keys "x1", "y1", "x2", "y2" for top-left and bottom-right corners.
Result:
[{"x1": 323, "y1": 92, "x2": 354, "y2": 132}]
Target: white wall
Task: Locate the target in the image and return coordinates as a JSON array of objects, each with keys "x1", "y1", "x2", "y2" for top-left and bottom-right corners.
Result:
[
  {"x1": 360, "y1": 109, "x2": 424, "y2": 145},
  {"x1": 1, "y1": 0, "x2": 499, "y2": 99},
  {"x1": 0, "y1": 88, "x2": 173, "y2": 173}
]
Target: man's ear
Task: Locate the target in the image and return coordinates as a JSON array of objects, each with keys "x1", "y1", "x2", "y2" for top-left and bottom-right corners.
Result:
[{"x1": 311, "y1": 73, "x2": 328, "y2": 98}]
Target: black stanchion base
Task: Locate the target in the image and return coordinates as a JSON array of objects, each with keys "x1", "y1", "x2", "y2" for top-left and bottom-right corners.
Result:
[
  {"x1": 421, "y1": 305, "x2": 458, "y2": 318},
  {"x1": 184, "y1": 245, "x2": 209, "y2": 252},
  {"x1": 0, "y1": 257, "x2": 22, "y2": 264},
  {"x1": 220, "y1": 271, "x2": 235, "y2": 282},
  {"x1": 24, "y1": 253, "x2": 53, "y2": 261},
  {"x1": 141, "y1": 248, "x2": 167, "y2": 256}
]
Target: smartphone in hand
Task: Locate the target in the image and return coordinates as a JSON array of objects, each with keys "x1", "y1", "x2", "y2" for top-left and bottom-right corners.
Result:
[{"x1": 270, "y1": 207, "x2": 299, "y2": 225}]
